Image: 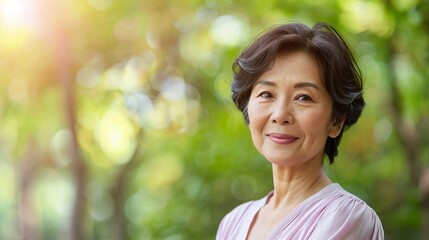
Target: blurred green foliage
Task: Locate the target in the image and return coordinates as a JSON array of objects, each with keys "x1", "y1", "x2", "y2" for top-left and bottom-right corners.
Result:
[{"x1": 0, "y1": 0, "x2": 428, "y2": 239}]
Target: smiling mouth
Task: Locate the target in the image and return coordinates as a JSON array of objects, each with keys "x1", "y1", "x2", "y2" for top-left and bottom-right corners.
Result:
[{"x1": 266, "y1": 133, "x2": 298, "y2": 144}]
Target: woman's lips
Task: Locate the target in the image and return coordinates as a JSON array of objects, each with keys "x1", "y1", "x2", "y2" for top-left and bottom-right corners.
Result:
[{"x1": 266, "y1": 133, "x2": 298, "y2": 144}]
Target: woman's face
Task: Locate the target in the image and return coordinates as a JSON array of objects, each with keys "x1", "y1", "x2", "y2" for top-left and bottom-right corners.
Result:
[{"x1": 247, "y1": 50, "x2": 342, "y2": 166}]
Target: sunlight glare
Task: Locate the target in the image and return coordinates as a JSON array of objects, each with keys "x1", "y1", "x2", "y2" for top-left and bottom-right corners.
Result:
[{"x1": 0, "y1": 0, "x2": 38, "y2": 30}]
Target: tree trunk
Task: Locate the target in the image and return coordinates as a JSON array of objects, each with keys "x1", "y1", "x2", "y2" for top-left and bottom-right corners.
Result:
[
  {"x1": 109, "y1": 131, "x2": 143, "y2": 240},
  {"x1": 386, "y1": 36, "x2": 428, "y2": 238},
  {"x1": 18, "y1": 140, "x2": 42, "y2": 240},
  {"x1": 53, "y1": 25, "x2": 87, "y2": 240}
]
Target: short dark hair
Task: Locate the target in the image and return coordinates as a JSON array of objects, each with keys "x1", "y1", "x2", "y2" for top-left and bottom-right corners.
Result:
[{"x1": 231, "y1": 22, "x2": 365, "y2": 164}]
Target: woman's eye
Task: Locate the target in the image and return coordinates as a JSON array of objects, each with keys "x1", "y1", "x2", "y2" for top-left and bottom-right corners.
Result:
[
  {"x1": 257, "y1": 91, "x2": 273, "y2": 98},
  {"x1": 296, "y1": 95, "x2": 312, "y2": 102}
]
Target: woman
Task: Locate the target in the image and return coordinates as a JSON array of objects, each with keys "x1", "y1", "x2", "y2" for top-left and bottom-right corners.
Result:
[{"x1": 216, "y1": 22, "x2": 384, "y2": 239}]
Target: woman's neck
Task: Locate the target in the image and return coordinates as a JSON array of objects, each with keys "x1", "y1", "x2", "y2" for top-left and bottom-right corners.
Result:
[{"x1": 268, "y1": 162, "x2": 332, "y2": 209}]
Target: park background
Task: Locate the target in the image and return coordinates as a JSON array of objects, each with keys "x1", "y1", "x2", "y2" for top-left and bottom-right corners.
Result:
[{"x1": 0, "y1": 0, "x2": 428, "y2": 239}]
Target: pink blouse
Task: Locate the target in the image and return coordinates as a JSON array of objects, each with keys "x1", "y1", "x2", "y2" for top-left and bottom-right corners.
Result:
[{"x1": 216, "y1": 183, "x2": 384, "y2": 240}]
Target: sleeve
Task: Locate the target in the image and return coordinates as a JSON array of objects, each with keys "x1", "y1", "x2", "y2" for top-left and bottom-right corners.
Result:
[{"x1": 309, "y1": 195, "x2": 384, "y2": 240}]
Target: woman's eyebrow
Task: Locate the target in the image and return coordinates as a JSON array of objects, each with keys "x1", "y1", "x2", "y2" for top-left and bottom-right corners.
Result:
[
  {"x1": 255, "y1": 80, "x2": 320, "y2": 90},
  {"x1": 254, "y1": 80, "x2": 276, "y2": 87},
  {"x1": 294, "y1": 81, "x2": 320, "y2": 90}
]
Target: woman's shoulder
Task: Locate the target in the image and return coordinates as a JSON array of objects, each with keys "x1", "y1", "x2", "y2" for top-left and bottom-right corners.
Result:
[
  {"x1": 325, "y1": 184, "x2": 378, "y2": 214},
  {"x1": 219, "y1": 194, "x2": 267, "y2": 226},
  {"x1": 319, "y1": 184, "x2": 381, "y2": 222},
  {"x1": 309, "y1": 184, "x2": 384, "y2": 239},
  {"x1": 217, "y1": 193, "x2": 270, "y2": 239},
  {"x1": 221, "y1": 200, "x2": 255, "y2": 223}
]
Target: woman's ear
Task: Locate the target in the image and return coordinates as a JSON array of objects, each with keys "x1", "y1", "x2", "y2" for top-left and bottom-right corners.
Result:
[{"x1": 329, "y1": 116, "x2": 345, "y2": 138}]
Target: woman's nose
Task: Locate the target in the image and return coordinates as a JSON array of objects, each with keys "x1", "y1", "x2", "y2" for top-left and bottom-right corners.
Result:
[{"x1": 270, "y1": 101, "x2": 294, "y2": 125}]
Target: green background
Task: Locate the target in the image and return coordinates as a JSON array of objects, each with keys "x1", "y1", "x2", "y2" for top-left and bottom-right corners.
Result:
[{"x1": 0, "y1": 0, "x2": 428, "y2": 239}]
